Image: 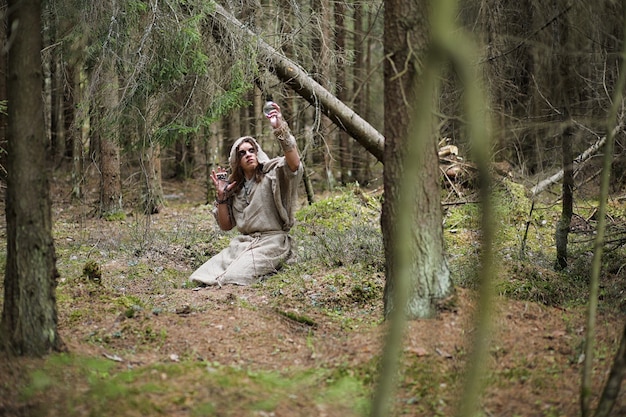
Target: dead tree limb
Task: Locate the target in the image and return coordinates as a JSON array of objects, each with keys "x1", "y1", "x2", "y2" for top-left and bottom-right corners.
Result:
[
  {"x1": 530, "y1": 126, "x2": 621, "y2": 196},
  {"x1": 209, "y1": 3, "x2": 385, "y2": 163}
]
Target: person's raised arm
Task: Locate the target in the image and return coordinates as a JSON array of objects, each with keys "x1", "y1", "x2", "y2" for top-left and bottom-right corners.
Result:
[{"x1": 265, "y1": 102, "x2": 300, "y2": 172}]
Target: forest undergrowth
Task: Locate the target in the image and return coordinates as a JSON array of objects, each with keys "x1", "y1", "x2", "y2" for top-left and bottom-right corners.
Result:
[{"x1": 1, "y1": 175, "x2": 626, "y2": 417}]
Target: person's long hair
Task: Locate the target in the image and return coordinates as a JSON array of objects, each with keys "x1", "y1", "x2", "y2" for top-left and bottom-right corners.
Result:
[{"x1": 229, "y1": 137, "x2": 265, "y2": 193}]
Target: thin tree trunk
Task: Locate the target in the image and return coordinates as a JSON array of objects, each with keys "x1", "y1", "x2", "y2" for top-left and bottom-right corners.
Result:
[
  {"x1": 141, "y1": 141, "x2": 164, "y2": 214},
  {"x1": 137, "y1": 97, "x2": 164, "y2": 214},
  {"x1": 64, "y1": 61, "x2": 84, "y2": 200},
  {"x1": 254, "y1": 87, "x2": 263, "y2": 139},
  {"x1": 301, "y1": 98, "x2": 316, "y2": 205},
  {"x1": 0, "y1": 0, "x2": 7, "y2": 182},
  {"x1": 351, "y1": 3, "x2": 372, "y2": 185},
  {"x1": 335, "y1": 1, "x2": 352, "y2": 185},
  {"x1": 311, "y1": 0, "x2": 335, "y2": 189},
  {"x1": 225, "y1": 107, "x2": 241, "y2": 160},
  {"x1": 1, "y1": 0, "x2": 62, "y2": 356},
  {"x1": 204, "y1": 122, "x2": 221, "y2": 203},
  {"x1": 174, "y1": 134, "x2": 194, "y2": 180},
  {"x1": 551, "y1": 1, "x2": 575, "y2": 271},
  {"x1": 47, "y1": 3, "x2": 65, "y2": 167},
  {"x1": 96, "y1": 56, "x2": 123, "y2": 217},
  {"x1": 555, "y1": 125, "x2": 573, "y2": 270}
]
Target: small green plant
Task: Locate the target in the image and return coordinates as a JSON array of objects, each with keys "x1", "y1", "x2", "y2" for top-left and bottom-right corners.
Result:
[
  {"x1": 103, "y1": 211, "x2": 126, "y2": 222},
  {"x1": 83, "y1": 260, "x2": 103, "y2": 284},
  {"x1": 293, "y1": 188, "x2": 384, "y2": 271}
]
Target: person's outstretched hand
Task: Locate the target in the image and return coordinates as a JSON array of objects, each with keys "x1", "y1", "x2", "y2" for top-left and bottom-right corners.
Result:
[
  {"x1": 210, "y1": 168, "x2": 236, "y2": 201},
  {"x1": 264, "y1": 102, "x2": 283, "y2": 129}
]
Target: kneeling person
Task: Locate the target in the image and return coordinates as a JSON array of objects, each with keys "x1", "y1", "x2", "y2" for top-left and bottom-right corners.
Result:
[{"x1": 190, "y1": 103, "x2": 302, "y2": 287}]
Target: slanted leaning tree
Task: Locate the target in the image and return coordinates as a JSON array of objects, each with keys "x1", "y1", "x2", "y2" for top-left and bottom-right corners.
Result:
[{"x1": 0, "y1": 0, "x2": 62, "y2": 356}]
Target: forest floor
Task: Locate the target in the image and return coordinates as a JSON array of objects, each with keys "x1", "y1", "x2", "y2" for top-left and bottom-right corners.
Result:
[{"x1": 1, "y1": 175, "x2": 625, "y2": 417}]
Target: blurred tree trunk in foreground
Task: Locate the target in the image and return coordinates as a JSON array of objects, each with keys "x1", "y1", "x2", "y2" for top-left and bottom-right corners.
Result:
[
  {"x1": 381, "y1": 0, "x2": 452, "y2": 319},
  {"x1": 1, "y1": 0, "x2": 62, "y2": 356}
]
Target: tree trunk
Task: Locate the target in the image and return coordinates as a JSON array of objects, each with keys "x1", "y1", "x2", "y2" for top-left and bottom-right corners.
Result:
[
  {"x1": 136, "y1": 96, "x2": 164, "y2": 214},
  {"x1": 553, "y1": 2, "x2": 577, "y2": 271},
  {"x1": 64, "y1": 61, "x2": 84, "y2": 200},
  {"x1": 311, "y1": 0, "x2": 336, "y2": 188},
  {"x1": 335, "y1": 1, "x2": 352, "y2": 185},
  {"x1": 141, "y1": 141, "x2": 164, "y2": 215},
  {"x1": 555, "y1": 125, "x2": 574, "y2": 270},
  {"x1": 225, "y1": 106, "x2": 241, "y2": 160},
  {"x1": 254, "y1": 88, "x2": 263, "y2": 140},
  {"x1": 381, "y1": 0, "x2": 451, "y2": 319},
  {"x1": 1, "y1": 0, "x2": 62, "y2": 356},
  {"x1": 209, "y1": 3, "x2": 384, "y2": 163},
  {"x1": 204, "y1": 122, "x2": 221, "y2": 203},
  {"x1": 351, "y1": 3, "x2": 373, "y2": 186},
  {"x1": 96, "y1": 55, "x2": 123, "y2": 217},
  {"x1": 47, "y1": 3, "x2": 65, "y2": 167},
  {"x1": 174, "y1": 134, "x2": 194, "y2": 180},
  {"x1": 0, "y1": 0, "x2": 7, "y2": 182}
]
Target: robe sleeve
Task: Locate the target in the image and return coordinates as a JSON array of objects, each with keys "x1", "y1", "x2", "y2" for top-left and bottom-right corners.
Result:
[{"x1": 263, "y1": 157, "x2": 303, "y2": 231}]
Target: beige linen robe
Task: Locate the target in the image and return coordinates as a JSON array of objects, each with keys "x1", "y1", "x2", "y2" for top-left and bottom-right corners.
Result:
[{"x1": 190, "y1": 152, "x2": 302, "y2": 286}]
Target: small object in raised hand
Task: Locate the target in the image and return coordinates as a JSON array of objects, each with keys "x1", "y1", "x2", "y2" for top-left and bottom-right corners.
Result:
[{"x1": 263, "y1": 101, "x2": 276, "y2": 117}]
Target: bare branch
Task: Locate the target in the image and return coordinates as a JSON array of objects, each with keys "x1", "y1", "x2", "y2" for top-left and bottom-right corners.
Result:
[{"x1": 529, "y1": 124, "x2": 621, "y2": 196}]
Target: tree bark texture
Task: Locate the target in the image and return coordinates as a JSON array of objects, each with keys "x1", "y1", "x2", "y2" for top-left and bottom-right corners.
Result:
[
  {"x1": 334, "y1": 1, "x2": 352, "y2": 185},
  {"x1": 47, "y1": 4, "x2": 65, "y2": 167},
  {"x1": 209, "y1": 3, "x2": 384, "y2": 163},
  {"x1": 133, "y1": 94, "x2": 164, "y2": 214},
  {"x1": 1, "y1": 0, "x2": 62, "y2": 356},
  {"x1": 555, "y1": 125, "x2": 574, "y2": 270},
  {"x1": 351, "y1": 4, "x2": 374, "y2": 185},
  {"x1": 96, "y1": 55, "x2": 123, "y2": 217},
  {"x1": 311, "y1": 0, "x2": 336, "y2": 187},
  {"x1": 141, "y1": 141, "x2": 164, "y2": 214},
  {"x1": 551, "y1": 2, "x2": 576, "y2": 271},
  {"x1": 381, "y1": 0, "x2": 451, "y2": 319},
  {"x1": 0, "y1": 0, "x2": 7, "y2": 181},
  {"x1": 64, "y1": 62, "x2": 84, "y2": 200}
]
